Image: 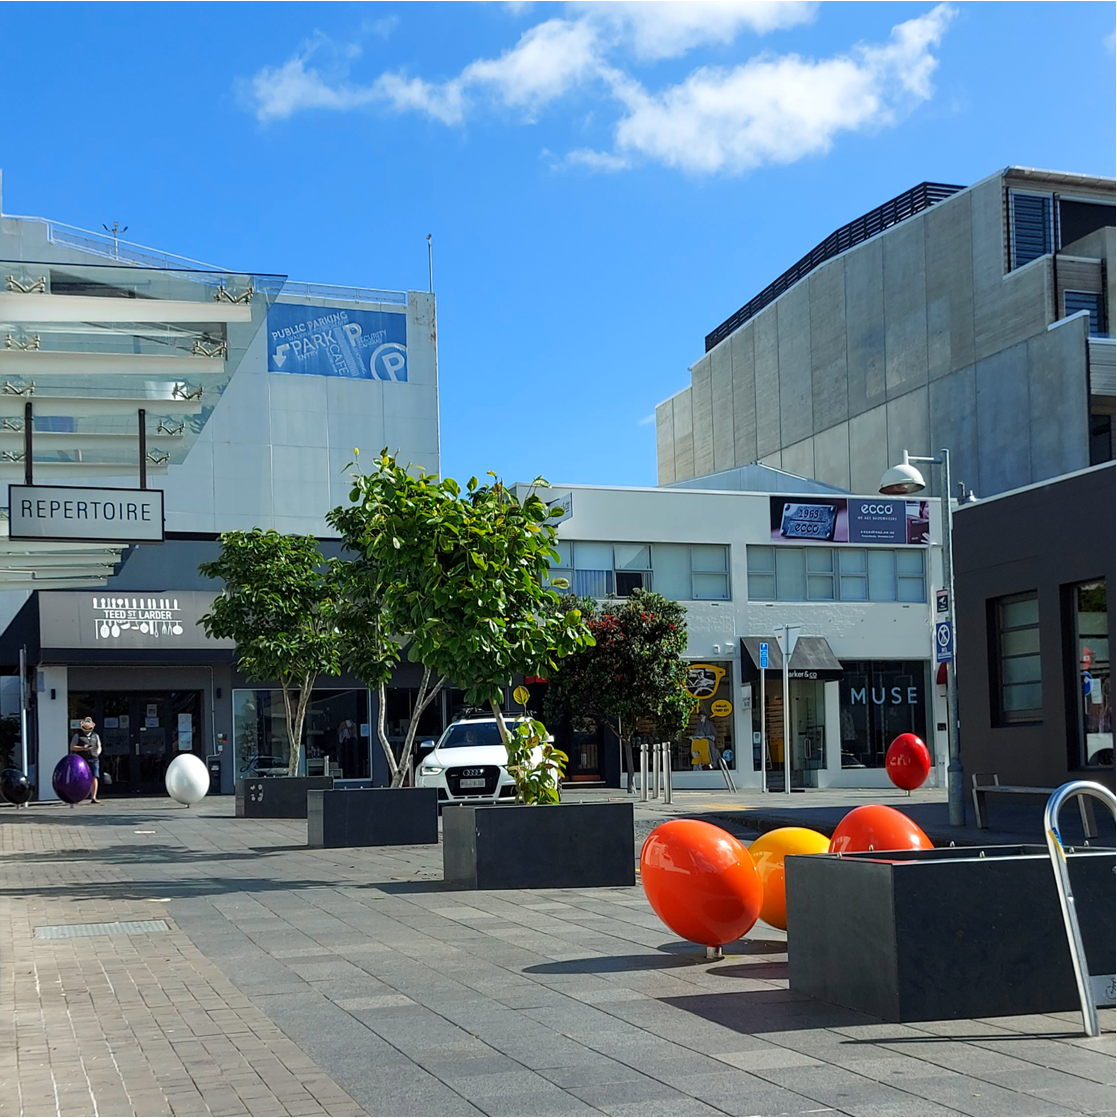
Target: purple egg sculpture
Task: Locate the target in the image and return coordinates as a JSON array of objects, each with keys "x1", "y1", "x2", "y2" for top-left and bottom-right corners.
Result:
[{"x1": 53, "y1": 755, "x2": 93, "y2": 804}]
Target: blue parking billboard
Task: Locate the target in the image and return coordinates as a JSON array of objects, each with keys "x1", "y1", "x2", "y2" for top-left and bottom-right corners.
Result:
[{"x1": 267, "y1": 303, "x2": 408, "y2": 381}]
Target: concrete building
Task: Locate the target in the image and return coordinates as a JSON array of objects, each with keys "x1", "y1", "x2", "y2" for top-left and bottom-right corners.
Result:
[
  {"x1": 657, "y1": 168, "x2": 1116, "y2": 499},
  {"x1": 0, "y1": 193, "x2": 440, "y2": 800},
  {"x1": 953, "y1": 463, "x2": 1114, "y2": 791},
  {"x1": 516, "y1": 480, "x2": 947, "y2": 791}
]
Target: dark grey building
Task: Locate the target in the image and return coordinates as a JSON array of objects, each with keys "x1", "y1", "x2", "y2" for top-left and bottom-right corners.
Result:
[
  {"x1": 953, "y1": 463, "x2": 1114, "y2": 790},
  {"x1": 658, "y1": 168, "x2": 1116, "y2": 498}
]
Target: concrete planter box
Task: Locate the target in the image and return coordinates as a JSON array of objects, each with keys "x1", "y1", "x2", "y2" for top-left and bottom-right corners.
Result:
[
  {"x1": 443, "y1": 801, "x2": 635, "y2": 890},
  {"x1": 235, "y1": 776, "x2": 334, "y2": 819},
  {"x1": 786, "y1": 844, "x2": 1116, "y2": 1022},
  {"x1": 307, "y1": 788, "x2": 438, "y2": 848}
]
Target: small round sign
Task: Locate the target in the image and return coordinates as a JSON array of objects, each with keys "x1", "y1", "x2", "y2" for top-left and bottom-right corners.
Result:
[{"x1": 710, "y1": 699, "x2": 733, "y2": 717}]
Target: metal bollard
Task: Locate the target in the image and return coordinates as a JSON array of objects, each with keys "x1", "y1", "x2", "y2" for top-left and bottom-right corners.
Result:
[
  {"x1": 662, "y1": 743, "x2": 673, "y2": 804},
  {"x1": 638, "y1": 743, "x2": 648, "y2": 801},
  {"x1": 652, "y1": 739, "x2": 660, "y2": 799}
]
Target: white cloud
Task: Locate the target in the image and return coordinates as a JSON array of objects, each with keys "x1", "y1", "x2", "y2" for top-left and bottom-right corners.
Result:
[
  {"x1": 363, "y1": 16, "x2": 399, "y2": 40},
  {"x1": 608, "y1": 4, "x2": 956, "y2": 174},
  {"x1": 246, "y1": 46, "x2": 379, "y2": 123},
  {"x1": 574, "y1": 1, "x2": 818, "y2": 59},
  {"x1": 565, "y1": 147, "x2": 631, "y2": 172},
  {"x1": 463, "y1": 18, "x2": 601, "y2": 112},
  {"x1": 375, "y1": 73, "x2": 466, "y2": 125},
  {"x1": 240, "y1": 5, "x2": 956, "y2": 180}
]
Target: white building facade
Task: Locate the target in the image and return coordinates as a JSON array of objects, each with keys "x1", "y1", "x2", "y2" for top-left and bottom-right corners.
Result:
[{"x1": 526, "y1": 482, "x2": 949, "y2": 791}]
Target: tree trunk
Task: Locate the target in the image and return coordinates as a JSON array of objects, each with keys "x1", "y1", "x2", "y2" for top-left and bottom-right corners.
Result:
[
  {"x1": 619, "y1": 723, "x2": 636, "y2": 794},
  {"x1": 281, "y1": 672, "x2": 316, "y2": 777},
  {"x1": 391, "y1": 667, "x2": 446, "y2": 788},
  {"x1": 376, "y1": 682, "x2": 399, "y2": 785},
  {"x1": 490, "y1": 697, "x2": 510, "y2": 744}
]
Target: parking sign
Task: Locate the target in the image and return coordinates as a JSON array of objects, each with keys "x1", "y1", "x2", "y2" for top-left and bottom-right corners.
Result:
[{"x1": 935, "y1": 620, "x2": 953, "y2": 663}]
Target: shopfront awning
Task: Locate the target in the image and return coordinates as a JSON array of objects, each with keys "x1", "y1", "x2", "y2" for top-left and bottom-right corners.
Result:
[{"x1": 740, "y1": 636, "x2": 845, "y2": 681}]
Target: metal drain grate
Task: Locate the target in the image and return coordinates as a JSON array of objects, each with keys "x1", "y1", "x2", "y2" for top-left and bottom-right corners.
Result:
[{"x1": 34, "y1": 920, "x2": 169, "y2": 940}]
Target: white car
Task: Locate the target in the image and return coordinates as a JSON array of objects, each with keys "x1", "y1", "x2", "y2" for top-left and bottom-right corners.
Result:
[{"x1": 416, "y1": 716, "x2": 543, "y2": 806}]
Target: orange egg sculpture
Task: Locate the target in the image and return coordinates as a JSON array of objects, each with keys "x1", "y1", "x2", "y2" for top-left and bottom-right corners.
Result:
[
  {"x1": 828, "y1": 804, "x2": 934, "y2": 854},
  {"x1": 748, "y1": 827, "x2": 831, "y2": 930},
  {"x1": 640, "y1": 820, "x2": 763, "y2": 947},
  {"x1": 885, "y1": 733, "x2": 932, "y2": 791}
]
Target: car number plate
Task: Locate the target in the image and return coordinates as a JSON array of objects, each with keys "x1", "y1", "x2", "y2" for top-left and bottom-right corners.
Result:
[{"x1": 459, "y1": 777, "x2": 486, "y2": 789}]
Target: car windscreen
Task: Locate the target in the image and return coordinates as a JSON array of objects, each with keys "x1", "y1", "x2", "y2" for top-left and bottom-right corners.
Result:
[{"x1": 439, "y1": 722, "x2": 519, "y2": 748}]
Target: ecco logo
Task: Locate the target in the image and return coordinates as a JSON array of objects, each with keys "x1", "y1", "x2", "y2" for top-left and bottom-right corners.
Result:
[{"x1": 859, "y1": 503, "x2": 895, "y2": 515}]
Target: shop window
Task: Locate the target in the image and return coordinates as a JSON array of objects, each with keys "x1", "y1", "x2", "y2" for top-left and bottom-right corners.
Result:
[
  {"x1": 992, "y1": 592, "x2": 1043, "y2": 723},
  {"x1": 839, "y1": 661, "x2": 929, "y2": 768},
  {"x1": 233, "y1": 688, "x2": 371, "y2": 779},
  {"x1": 748, "y1": 546, "x2": 925, "y2": 603},
  {"x1": 657, "y1": 660, "x2": 735, "y2": 772},
  {"x1": 1069, "y1": 581, "x2": 1112, "y2": 768}
]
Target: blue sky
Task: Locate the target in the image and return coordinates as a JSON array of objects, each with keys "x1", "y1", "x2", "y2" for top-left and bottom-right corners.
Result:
[{"x1": 1, "y1": 2, "x2": 1114, "y2": 490}]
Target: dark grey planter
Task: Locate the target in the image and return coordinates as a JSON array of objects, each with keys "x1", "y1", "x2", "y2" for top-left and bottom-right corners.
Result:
[
  {"x1": 443, "y1": 801, "x2": 635, "y2": 890},
  {"x1": 786, "y1": 844, "x2": 1116, "y2": 1022},
  {"x1": 235, "y1": 776, "x2": 334, "y2": 819},
  {"x1": 307, "y1": 788, "x2": 438, "y2": 848}
]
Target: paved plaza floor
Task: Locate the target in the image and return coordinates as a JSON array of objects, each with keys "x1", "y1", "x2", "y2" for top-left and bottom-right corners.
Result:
[{"x1": 1, "y1": 792, "x2": 1113, "y2": 1118}]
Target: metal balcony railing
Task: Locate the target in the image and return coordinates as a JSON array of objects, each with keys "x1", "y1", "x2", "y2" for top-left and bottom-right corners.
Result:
[{"x1": 705, "y1": 181, "x2": 965, "y2": 352}]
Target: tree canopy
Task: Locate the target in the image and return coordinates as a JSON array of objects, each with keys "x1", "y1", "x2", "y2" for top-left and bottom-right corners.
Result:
[
  {"x1": 544, "y1": 589, "x2": 692, "y2": 788},
  {"x1": 198, "y1": 529, "x2": 341, "y2": 777}
]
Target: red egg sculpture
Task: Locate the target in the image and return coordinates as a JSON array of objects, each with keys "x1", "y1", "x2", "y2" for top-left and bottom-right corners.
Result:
[
  {"x1": 828, "y1": 804, "x2": 934, "y2": 855},
  {"x1": 640, "y1": 819, "x2": 763, "y2": 947},
  {"x1": 885, "y1": 733, "x2": 932, "y2": 790}
]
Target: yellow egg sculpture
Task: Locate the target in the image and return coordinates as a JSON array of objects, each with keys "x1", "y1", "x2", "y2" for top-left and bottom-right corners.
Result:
[{"x1": 748, "y1": 827, "x2": 831, "y2": 930}]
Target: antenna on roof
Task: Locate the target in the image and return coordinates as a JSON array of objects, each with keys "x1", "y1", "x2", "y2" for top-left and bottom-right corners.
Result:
[
  {"x1": 102, "y1": 221, "x2": 129, "y2": 260},
  {"x1": 426, "y1": 233, "x2": 433, "y2": 294}
]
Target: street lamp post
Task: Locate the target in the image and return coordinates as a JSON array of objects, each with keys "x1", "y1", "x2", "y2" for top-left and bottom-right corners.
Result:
[{"x1": 880, "y1": 449, "x2": 965, "y2": 827}]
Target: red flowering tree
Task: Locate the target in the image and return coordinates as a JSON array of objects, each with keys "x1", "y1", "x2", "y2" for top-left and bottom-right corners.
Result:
[{"x1": 544, "y1": 589, "x2": 692, "y2": 792}]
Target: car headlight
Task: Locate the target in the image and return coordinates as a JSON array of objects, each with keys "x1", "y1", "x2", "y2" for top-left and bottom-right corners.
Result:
[{"x1": 420, "y1": 765, "x2": 443, "y2": 776}]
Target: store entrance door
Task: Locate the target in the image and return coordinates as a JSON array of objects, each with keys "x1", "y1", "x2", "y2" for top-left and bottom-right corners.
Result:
[
  {"x1": 69, "y1": 691, "x2": 203, "y2": 796},
  {"x1": 758, "y1": 679, "x2": 826, "y2": 790}
]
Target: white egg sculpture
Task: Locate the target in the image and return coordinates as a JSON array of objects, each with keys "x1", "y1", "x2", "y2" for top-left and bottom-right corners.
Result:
[{"x1": 165, "y1": 753, "x2": 211, "y2": 807}]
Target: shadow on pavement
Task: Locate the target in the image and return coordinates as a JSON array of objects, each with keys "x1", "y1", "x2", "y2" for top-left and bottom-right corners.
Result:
[{"x1": 660, "y1": 988, "x2": 877, "y2": 1032}]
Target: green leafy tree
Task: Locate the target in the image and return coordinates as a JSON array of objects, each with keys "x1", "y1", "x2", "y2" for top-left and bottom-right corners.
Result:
[
  {"x1": 330, "y1": 453, "x2": 593, "y2": 792},
  {"x1": 504, "y1": 686, "x2": 569, "y2": 804},
  {"x1": 544, "y1": 589, "x2": 692, "y2": 792},
  {"x1": 199, "y1": 530, "x2": 342, "y2": 777},
  {"x1": 329, "y1": 476, "x2": 441, "y2": 788}
]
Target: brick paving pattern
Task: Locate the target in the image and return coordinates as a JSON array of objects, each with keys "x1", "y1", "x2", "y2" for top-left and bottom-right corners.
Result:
[{"x1": 1, "y1": 795, "x2": 1113, "y2": 1117}]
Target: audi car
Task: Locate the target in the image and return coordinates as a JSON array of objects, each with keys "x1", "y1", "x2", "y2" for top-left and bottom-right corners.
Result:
[{"x1": 415, "y1": 716, "x2": 543, "y2": 806}]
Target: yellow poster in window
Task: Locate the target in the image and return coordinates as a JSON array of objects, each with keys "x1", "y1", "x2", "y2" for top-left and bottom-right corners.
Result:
[
  {"x1": 685, "y1": 664, "x2": 726, "y2": 699},
  {"x1": 711, "y1": 699, "x2": 733, "y2": 717}
]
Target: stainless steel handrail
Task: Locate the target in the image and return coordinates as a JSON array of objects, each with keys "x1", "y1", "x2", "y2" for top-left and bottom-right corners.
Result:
[
  {"x1": 719, "y1": 755, "x2": 737, "y2": 793},
  {"x1": 1043, "y1": 780, "x2": 1116, "y2": 1037}
]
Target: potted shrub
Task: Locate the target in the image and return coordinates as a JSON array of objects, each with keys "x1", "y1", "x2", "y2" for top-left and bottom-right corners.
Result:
[{"x1": 443, "y1": 698, "x2": 635, "y2": 890}]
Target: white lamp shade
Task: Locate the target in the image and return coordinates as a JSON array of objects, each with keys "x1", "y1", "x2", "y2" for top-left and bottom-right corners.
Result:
[
  {"x1": 879, "y1": 460, "x2": 926, "y2": 496},
  {"x1": 165, "y1": 753, "x2": 210, "y2": 806}
]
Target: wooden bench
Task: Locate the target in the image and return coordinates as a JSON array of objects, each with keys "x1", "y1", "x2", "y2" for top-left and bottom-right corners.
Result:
[{"x1": 971, "y1": 773, "x2": 1098, "y2": 838}]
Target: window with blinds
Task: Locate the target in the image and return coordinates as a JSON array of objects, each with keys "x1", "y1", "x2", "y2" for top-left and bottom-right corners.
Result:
[
  {"x1": 1010, "y1": 192, "x2": 1053, "y2": 269},
  {"x1": 1064, "y1": 290, "x2": 1103, "y2": 335}
]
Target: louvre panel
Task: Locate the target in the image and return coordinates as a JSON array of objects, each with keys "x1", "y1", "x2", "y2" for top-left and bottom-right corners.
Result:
[
  {"x1": 1064, "y1": 290, "x2": 1102, "y2": 335},
  {"x1": 1011, "y1": 193, "x2": 1053, "y2": 268}
]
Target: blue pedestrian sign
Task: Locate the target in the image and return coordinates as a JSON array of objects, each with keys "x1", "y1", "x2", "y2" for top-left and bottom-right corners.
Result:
[
  {"x1": 759, "y1": 642, "x2": 769, "y2": 669},
  {"x1": 935, "y1": 621, "x2": 953, "y2": 663}
]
